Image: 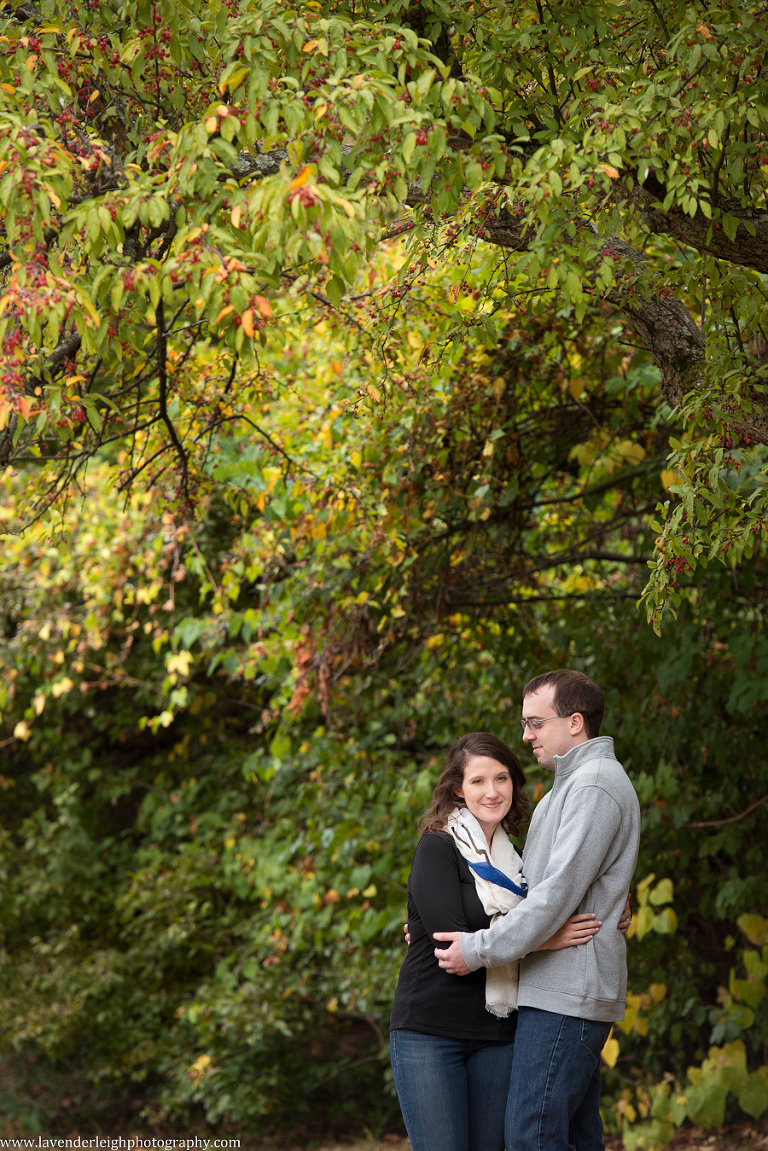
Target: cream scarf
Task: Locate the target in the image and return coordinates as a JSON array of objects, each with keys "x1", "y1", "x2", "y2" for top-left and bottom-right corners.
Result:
[{"x1": 446, "y1": 806, "x2": 527, "y2": 1018}]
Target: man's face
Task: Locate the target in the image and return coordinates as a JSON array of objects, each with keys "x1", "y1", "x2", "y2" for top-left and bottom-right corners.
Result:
[{"x1": 521, "y1": 684, "x2": 583, "y2": 771}]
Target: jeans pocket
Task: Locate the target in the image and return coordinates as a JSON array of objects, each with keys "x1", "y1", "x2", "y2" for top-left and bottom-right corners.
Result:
[{"x1": 580, "y1": 1019, "x2": 611, "y2": 1057}]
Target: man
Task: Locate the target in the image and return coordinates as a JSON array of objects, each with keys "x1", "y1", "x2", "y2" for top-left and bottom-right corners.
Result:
[{"x1": 434, "y1": 669, "x2": 640, "y2": 1151}]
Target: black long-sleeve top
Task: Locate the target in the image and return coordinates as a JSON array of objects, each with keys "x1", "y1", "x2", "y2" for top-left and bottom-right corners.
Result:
[{"x1": 389, "y1": 832, "x2": 518, "y2": 1042}]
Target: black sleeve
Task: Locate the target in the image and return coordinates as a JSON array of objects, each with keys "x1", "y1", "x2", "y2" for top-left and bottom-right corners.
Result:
[{"x1": 410, "y1": 833, "x2": 473, "y2": 949}]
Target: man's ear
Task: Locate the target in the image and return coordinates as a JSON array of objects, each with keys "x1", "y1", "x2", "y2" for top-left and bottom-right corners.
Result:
[{"x1": 570, "y1": 712, "x2": 586, "y2": 736}]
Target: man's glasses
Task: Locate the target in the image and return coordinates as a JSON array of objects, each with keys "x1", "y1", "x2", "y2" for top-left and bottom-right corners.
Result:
[{"x1": 520, "y1": 714, "x2": 575, "y2": 732}]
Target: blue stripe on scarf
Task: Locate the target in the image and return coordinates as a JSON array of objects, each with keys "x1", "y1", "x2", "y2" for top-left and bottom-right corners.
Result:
[{"x1": 469, "y1": 861, "x2": 528, "y2": 899}]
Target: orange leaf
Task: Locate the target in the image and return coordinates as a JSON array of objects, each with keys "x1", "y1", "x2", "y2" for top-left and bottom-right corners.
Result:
[
  {"x1": 600, "y1": 163, "x2": 620, "y2": 179},
  {"x1": 303, "y1": 39, "x2": 318, "y2": 52},
  {"x1": 241, "y1": 309, "x2": 255, "y2": 338},
  {"x1": 288, "y1": 165, "x2": 314, "y2": 191},
  {"x1": 215, "y1": 305, "x2": 235, "y2": 324},
  {"x1": 254, "y1": 295, "x2": 272, "y2": 318},
  {"x1": 148, "y1": 137, "x2": 167, "y2": 160}
]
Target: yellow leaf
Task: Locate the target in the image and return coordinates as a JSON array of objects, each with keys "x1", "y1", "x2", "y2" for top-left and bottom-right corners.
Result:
[
  {"x1": 241, "y1": 309, "x2": 255, "y2": 338},
  {"x1": 215, "y1": 104, "x2": 229, "y2": 117},
  {"x1": 661, "y1": 468, "x2": 683, "y2": 490},
  {"x1": 13, "y1": 720, "x2": 31, "y2": 741},
  {"x1": 166, "y1": 651, "x2": 192, "y2": 676},
  {"x1": 314, "y1": 101, "x2": 328, "y2": 120},
  {"x1": 205, "y1": 116, "x2": 218, "y2": 133},
  {"x1": 303, "y1": 39, "x2": 318, "y2": 52},
  {"x1": 88, "y1": 88, "x2": 100, "y2": 103},
  {"x1": 215, "y1": 305, "x2": 235, "y2": 325},
  {"x1": 366, "y1": 383, "x2": 381, "y2": 402},
  {"x1": 650, "y1": 982, "x2": 667, "y2": 1003},
  {"x1": 738, "y1": 914, "x2": 768, "y2": 946},
  {"x1": 600, "y1": 163, "x2": 620, "y2": 179},
  {"x1": 188, "y1": 1054, "x2": 212, "y2": 1080},
  {"x1": 288, "y1": 165, "x2": 314, "y2": 191},
  {"x1": 602, "y1": 1035, "x2": 619, "y2": 1068},
  {"x1": 1, "y1": 84, "x2": 16, "y2": 94},
  {"x1": 25, "y1": 54, "x2": 38, "y2": 71},
  {"x1": 33, "y1": 694, "x2": 46, "y2": 716},
  {"x1": 649, "y1": 877, "x2": 674, "y2": 906},
  {"x1": 230, "y1": 203, "x2": 241, "y2": 228}
]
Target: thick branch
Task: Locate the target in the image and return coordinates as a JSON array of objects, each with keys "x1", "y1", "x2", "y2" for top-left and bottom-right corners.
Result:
[
  {"x1": 642, "y1": 200, "x2": 768, "y2": 275},
  {"x1": 477, "y1": 207, "x2": 708, "y2": 413}
]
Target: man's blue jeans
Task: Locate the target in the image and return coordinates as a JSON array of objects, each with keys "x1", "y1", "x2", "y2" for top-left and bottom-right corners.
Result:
[
  {"x1": 390, "y1": 1028, "x2": 515, "y2": 1151},
  {"x1": 505, "y1": 1007, "x2": 611, "y2": 1151}
]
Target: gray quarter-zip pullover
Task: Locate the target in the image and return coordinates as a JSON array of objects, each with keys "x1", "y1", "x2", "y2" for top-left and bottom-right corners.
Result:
[{"x1": 459, "y1": 736, "x2": 640, "y2": 1022}]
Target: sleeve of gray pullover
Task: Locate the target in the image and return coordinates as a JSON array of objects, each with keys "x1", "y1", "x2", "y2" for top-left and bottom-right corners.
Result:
[{"x1": 460, "y1": 782, "x2": 621, "y2": 971}]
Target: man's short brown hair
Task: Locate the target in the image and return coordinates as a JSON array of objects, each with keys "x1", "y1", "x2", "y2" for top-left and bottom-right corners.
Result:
[{"x1": 523, "y1": 669, "x2": 604, "y2": 740}]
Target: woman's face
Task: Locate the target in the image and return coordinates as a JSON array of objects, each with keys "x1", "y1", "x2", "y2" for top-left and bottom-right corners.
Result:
[{"x1": 456, "y1": 755, "x2": 514, "y2": 841}]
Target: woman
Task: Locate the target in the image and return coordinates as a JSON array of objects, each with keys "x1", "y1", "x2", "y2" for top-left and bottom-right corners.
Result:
[{"x1": 389, "y1": 732, "x2": 604, "y2": 1151}]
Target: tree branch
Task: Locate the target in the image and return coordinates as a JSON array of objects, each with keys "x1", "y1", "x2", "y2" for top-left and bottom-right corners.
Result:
[
  {"x1": 683, "y1": 793, "x2": 768, "y2": 829},
  {"x1": 155, "y1": 299, "x2": 188, "y2": 492},
  {"x1": 641, "y1": 198, "x2": 768, "y2": 275}
]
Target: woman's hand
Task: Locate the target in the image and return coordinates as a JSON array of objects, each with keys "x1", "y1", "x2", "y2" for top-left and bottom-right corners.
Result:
[{"x1": 535, "y1": 913, "x2": 602, "y2": 951}]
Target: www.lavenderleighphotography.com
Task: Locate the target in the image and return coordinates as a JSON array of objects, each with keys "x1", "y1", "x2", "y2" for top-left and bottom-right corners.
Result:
[{"x1": 2, "y1": 0, "x2": 768, "y2": 1149}]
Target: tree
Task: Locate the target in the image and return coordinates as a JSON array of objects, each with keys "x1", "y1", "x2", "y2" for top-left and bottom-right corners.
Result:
[
  {"x1": 3, "y1": 1, "x2": 768, "y2": 1141},
  {"x1": 1, "y1": 281, "x2": 768, "y2": 1143},
  {"x1": 1, "y1": 0, "x2": 768, "y2": 618}
]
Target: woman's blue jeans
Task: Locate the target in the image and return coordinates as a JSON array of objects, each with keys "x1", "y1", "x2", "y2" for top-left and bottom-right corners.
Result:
[{"x1": 390, "y1": 1028, "x2": 515, "y2": 1151}]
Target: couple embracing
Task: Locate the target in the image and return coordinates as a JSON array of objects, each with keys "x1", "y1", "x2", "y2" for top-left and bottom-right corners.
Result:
[{"x1": 389, "y1": 669, "x2": 641, "y2": 1151}]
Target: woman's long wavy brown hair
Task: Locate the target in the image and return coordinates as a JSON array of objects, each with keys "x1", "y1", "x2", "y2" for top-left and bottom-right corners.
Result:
[{"x1": 419, "y1": 732, "x2": 529, "y2": 838}]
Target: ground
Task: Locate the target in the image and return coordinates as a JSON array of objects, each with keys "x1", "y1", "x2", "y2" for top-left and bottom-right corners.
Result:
[{"x1": 253, "y1": 1113, "x2": 768, "y2": 1150}]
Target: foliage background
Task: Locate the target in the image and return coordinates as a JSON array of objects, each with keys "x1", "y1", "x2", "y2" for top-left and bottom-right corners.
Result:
[{"x1": 3, "y1": 0, "x2": 768, "y2": 1146}]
